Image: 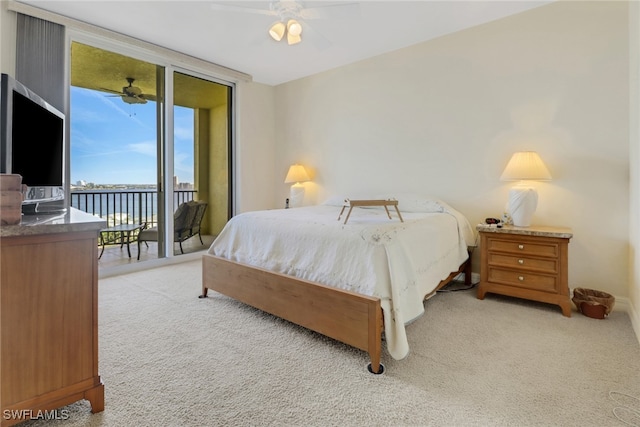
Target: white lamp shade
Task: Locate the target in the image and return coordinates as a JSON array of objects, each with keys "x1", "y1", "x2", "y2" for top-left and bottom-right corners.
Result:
[
  {"x1": 500, "y1": 151, "x2": 552, "y2": 181},
  {"x1": 284, "y1": 164, "x2": 310, "y2": 183}
]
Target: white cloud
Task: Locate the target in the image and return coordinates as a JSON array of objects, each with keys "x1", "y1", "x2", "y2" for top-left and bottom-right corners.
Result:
[
  {"x1": 174, "y1": 125, "x2": 193, "y2": 142},
  {"x1": 127, "y1": 141, "x2": 157, "y2": 157}
]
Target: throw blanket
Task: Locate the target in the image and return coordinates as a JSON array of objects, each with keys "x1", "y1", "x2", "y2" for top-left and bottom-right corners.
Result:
[{"x1": 208, "y1": 204, "x2": 471, "y2": 360}]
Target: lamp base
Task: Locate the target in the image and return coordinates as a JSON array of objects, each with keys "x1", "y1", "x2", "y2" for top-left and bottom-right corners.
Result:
[
  {"x1": 507, "y1": 186, "x2": 538, "y2": 227},
  {"x1": 289, "y1": 184, "x2": 305, "y2": 208}
]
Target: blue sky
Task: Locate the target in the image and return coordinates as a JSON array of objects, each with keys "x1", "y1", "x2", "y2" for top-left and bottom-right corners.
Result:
[{"x1": 70, "y1": 86, "x2": 194, "y2": 186}]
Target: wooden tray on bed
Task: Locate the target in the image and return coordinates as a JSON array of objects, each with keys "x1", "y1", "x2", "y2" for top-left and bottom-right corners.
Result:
[{"x1": 337, "y1": 199, "x2": 404, "y2": 224}]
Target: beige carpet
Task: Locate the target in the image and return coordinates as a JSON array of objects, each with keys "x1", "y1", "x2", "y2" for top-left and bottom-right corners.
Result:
[{"x1": 24, "y1": 260, "x2": 640, "y2": 427}]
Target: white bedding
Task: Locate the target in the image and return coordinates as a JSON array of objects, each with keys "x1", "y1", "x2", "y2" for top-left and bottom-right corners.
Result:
[{"x1": 207, "y1": 202, "x2": 473, "y2": 360}]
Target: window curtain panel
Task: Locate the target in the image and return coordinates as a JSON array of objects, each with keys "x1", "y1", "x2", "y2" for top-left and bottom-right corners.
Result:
[{"x1": 15, "y1": 14, "x2": 65, "y2": 112}]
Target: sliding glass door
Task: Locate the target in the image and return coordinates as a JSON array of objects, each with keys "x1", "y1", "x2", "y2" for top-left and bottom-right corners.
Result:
[
  {"x1": 69, "y1": 41, "x2": 233, "y2": 267},
  {"x1": 173, "y1": 71, "x2": 232, "y2": 241}
]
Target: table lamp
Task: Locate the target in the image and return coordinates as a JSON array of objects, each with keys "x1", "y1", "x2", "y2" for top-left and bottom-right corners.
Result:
[
  {"x1": 284, "y1": 164, "x2": 310, "y2": 207},
  {"x1": 500, "y1": 151, "x2": 552, "y2": 227}
]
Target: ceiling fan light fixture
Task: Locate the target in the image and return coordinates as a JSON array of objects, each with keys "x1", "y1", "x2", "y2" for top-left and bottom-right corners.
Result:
[
  {"x1": 287, "y1": 32, "x2": 302, "y2": 45},
  {"x1": 125, "y1": 86, "x2": 142, "y2": 96},
  {"x1": 269, "y1": 21, "x2": 285, "y2": 41},
  {"x1": 287, "y1": 19, "x2": 302, "y2": 37}
]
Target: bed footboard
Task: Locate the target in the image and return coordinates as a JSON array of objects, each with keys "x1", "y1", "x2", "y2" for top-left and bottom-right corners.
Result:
[{"x1": 201, "y1": 254, "x2": 384, "y2": 373}]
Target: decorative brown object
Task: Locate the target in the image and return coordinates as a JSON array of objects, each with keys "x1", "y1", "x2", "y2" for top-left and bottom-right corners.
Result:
[
  {"x1": 0, "y1": 174, "x2": 22, "y2": 191},
  {"x1": 0, "y1": 174, "x2": 25, "y2": 225},
  {"x1": 572, "y1": 287, "x2": 615, "y2": 319}
]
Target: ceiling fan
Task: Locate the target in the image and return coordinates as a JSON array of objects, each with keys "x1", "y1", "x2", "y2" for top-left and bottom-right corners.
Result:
[
  {"x1": 101, "y1": 78, "x2": 154, "y2": 105},
  {"x1": 211, "y1": 1, "x2": 360, "y2": 46}
]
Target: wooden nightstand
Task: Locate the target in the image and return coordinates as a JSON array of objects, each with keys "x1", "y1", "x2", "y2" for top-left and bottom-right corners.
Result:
[{"x1": 476, "y1": 224, "x2": 573, "y2": 317}]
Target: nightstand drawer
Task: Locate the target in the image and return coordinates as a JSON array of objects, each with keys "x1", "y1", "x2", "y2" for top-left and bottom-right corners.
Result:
[
  {"x1": 488, "y1": 253, "x2": 558, "y2": 274},
  {"x1": 488, "y1": 267, "x2": 557, "y2": 292},
  {"x1": 487, "y1": 238, "x2": 558, "y2": 258}
]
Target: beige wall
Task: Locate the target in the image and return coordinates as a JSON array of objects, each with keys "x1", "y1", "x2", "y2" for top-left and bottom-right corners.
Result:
[
  {"x1": 1, "y1": 2, "x2": 17, "y2": 75},
  {"x1": 274, "y1": 1, "x2": 631, "y2": 299},
  {"x1": 234, "y1": 81, "x2": 277, "y2": 213},
  {"x1": 629, "y1": 1, "x2": 640, "y2": 339}
]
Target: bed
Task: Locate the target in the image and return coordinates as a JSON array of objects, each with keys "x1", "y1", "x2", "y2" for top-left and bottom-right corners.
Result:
[{"x1": 200, "y1": 195, "x2": 475, "y2": 373}]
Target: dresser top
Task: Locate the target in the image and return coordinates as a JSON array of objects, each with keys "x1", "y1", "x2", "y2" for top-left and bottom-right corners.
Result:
[
  {"x1": 0, "y1": 208, "x2": 106, "y2": 237},
  {"x1": 476, "y1": 224, "x2": 573, "y2": 239}
]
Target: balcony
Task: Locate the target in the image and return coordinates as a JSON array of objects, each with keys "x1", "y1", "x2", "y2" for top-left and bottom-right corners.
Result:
[{"x1": 71, "y1": 189, "x2": 214, "y2": 268}]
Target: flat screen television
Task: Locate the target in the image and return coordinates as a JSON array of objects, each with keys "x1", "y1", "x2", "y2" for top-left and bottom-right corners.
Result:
[{"x1": 0, "y1": 73, "x2": 66, "y2": 214}]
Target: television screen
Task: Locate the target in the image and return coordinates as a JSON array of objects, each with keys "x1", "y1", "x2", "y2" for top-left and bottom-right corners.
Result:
[
  {"x1": 11, "y1": 90, "x2": 64, "y2": 186},
  {"x1": 0, "y1": 73, "x2": 66, "y2": 213}
]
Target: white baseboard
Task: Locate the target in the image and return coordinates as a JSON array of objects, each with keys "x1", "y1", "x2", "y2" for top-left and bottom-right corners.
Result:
[
  {"x1": 626, "y1": 298, "x2": 640, "y2": 346},
  {"x1": 591, "y1": 295, "x2": 640, "y2": 346},
  {"x1": 99, "y1": 251, "x2": 202, "y2": 279},
  {"x1": 613, "y1": 296, "x2": 629, "y2": 313}
]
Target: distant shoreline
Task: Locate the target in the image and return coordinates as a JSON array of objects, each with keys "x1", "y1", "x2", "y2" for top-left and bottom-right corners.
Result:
[
  {"x1": 71, "y1": 184, "x2": 157, "y2": 191},
  {"x1": 71, "y1": 184, "x2": 194, "y2": 191}
]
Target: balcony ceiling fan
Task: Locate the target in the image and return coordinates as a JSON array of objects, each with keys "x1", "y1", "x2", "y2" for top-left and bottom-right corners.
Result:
[
  {"x1": 101, "y1": 78, "x2": 155, "y2": 105},
  {"x1": 211, "y1": 1, "x2": 360, "y2": 46}
]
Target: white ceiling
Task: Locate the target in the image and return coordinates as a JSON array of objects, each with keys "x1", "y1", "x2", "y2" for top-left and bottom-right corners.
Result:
[{"x1": 21, "y1": 0, "x2": 552, "y2": 86}]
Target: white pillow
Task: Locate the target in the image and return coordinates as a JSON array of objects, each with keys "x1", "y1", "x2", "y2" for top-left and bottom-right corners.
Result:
[
  {"x1": 374, "y1": 193, "x2": 444, "y2": 213},
  {"x1": 321, "y1": 196, "x2": 349, "y2": 207}
]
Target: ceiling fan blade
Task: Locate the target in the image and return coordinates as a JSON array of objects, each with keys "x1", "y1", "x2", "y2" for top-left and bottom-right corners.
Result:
[
  {"x1": 210, "y1": 2, "x2": 277, "y2": 17},
  {"x1": 141, "y1": 94, "x2": 157, "y2": 102},
  {"x1": 99, "y1": 87, "x2": 124, "y2": 95},
  {"x1": 304, "y1": 21, "x2": 332, "y2": 51},
  {"x1": 300, "y1": 2, "x2": 361, "y2": 20}
]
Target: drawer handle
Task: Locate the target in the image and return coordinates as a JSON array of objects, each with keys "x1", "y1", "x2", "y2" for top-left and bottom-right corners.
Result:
[
  {"x1": 518, "y1": 259, "x2": 524, "y2": 264},
  {"x1": 518, "y1": 244, "x2": 524, "y2": 250},
  {"x1": 518, "y1": 276, "x2": 525, "y2": 281}
]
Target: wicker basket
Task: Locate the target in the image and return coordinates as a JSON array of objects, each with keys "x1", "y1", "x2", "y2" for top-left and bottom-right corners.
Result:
[{"x1": 572, "y1": 288, "x2": 615, "y2": 319}]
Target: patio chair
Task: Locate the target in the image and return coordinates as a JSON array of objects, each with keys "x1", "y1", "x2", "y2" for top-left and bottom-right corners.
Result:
[
  {"x1": 137, "y1": 200, "x2": 208, "y2": 260},
  {"x1": 188, "y1": 200, "x2": 208, "y2": 245}
]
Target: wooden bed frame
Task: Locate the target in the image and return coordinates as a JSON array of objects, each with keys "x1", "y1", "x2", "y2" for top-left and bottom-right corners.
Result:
[{"x1": 200, "y1": 253, "x2": 471, "y2": 374}]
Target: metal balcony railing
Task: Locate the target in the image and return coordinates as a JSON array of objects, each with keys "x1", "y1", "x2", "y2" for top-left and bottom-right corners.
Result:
[{"x1": 70, "y1": 189, "x2": 196, "y2": 228}]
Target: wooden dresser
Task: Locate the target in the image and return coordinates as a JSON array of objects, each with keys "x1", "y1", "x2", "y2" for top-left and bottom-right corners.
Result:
[
  {"x1": 476, "y1": 224, "x2": 573, "y2": 317},
  {"x1": 0, "y1": 209, "x2": 105, "y2": 425}
]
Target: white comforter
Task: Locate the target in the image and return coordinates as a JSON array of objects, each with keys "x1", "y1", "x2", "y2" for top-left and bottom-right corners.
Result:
[{"x1": 207, "y1": 203, "x2": 473, "y2": 360}]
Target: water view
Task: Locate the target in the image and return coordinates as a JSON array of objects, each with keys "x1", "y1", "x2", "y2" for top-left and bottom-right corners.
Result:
[
  {"x1": 71, "y1": 187, "x2": 195, "y2": 228},
  {"x1": 70, "y1": 84, "x2": 196, "y2": 227}
]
